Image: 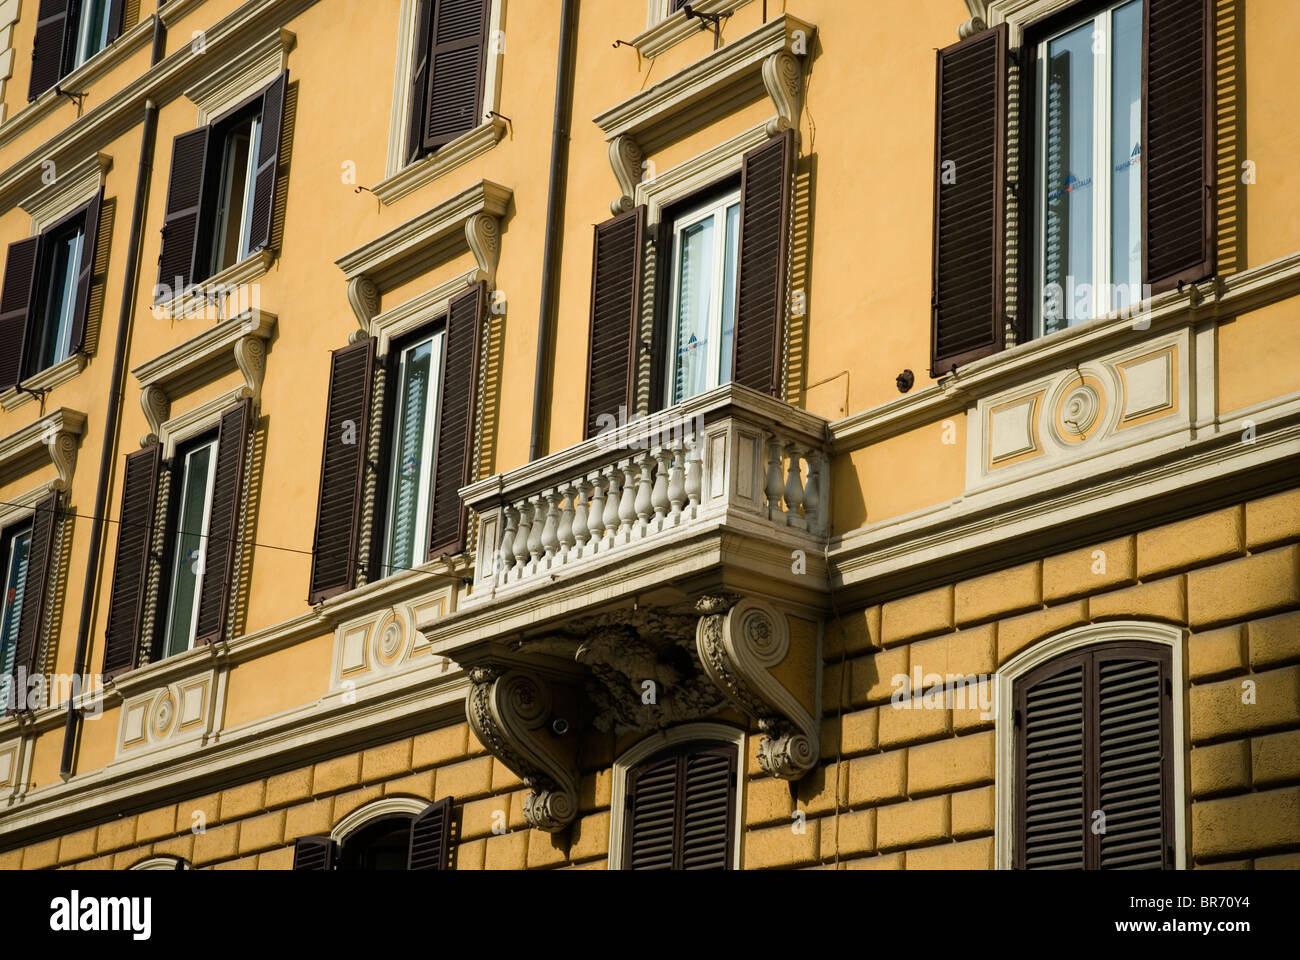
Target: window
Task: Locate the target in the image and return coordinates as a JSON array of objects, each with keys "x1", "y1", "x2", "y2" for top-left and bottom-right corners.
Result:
[
  {"x1": 208, "y1": 113, "x2": 263, "y2": 277},
  {"x1": 339, "y1": 816, "x2": 415, "y2": 871},
  {"x1": 1036, "y1": 0, "x2": 1144, "y2": 333},
  {"x1": 0, "y1": 495, "x2": 60, "y2": 712},
  {"x1": 292, "y1": 797, "x2": 453, "y2": 871},
  {"x1": 28, "y1": 0, "x2": 126, "y2": 100},
  {"x1": 0, "y1": 192, "x2": 102, "y2": 390},
  {"x1": 664, "y1": 190, "x2": 741, "y2": 406},
  {"x1": 622, "y1": 741, "x2": 738, "y2": 870},
  {"x1": 383, "y1": 330, "x2": 445, "y2": 575},
  {"x1": 0, "y1": 522, "x2": 32, "y2": 710},
  {"x1": 160, "y1": 435, "x2": 219, "y2": 659},
  {"x1": 405, "y1": 0, "x2": 491, "y2": 165}
]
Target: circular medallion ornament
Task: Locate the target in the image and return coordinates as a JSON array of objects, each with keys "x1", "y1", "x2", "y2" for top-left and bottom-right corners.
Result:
[
  {"x1": 374, "y1": 615, "x2": 405, "y2": 667},
  {"x1": 152, "y1": 692, "x2": 176, "y2": 739},
  {"x1": 1051, "y1": 373, "x2": 1108, "y2": 445}
]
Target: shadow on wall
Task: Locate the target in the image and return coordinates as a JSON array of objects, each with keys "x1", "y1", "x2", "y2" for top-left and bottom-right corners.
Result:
[{"x1": 1214, "y1": 0, "x2": 1247, "y2": 276}]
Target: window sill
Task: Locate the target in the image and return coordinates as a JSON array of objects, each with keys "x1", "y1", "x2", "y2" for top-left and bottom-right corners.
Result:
[
  {"x1": 372, "y1": 117, "x2": 508, "y2": 207},
  {"x1": 156, "y1": 247, "x2": 274, "y2": 321},
  {"x1": 634, "y1": 0, "x2": 754, "y2": 59},
  {"x1": 0, "y1": 355, "x2": 88, "y2": 411}
]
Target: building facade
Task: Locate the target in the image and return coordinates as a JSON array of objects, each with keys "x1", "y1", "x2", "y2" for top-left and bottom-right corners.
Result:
[{"x1": 0, "y1": 0, "x2": 1296, "y2": 871}]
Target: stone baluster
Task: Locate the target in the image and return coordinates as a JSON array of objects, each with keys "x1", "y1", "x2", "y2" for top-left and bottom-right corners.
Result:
[
  {"x1": 497, "y1": 505, "x2": 518, "y2": 582},
  {"x1": 588, "y1": 473, "x2": 607, "y2": 544},
  {"x1": 652, "y1": 448, "x2": 671, "y2": 523},
  {"x1": 527, "y1": 498, "x2": 545, "y2": 565},
  {"x1": 618, "y1": 462, "x2": 638, "y2": 536},
  {"x1": 804, "y1": 453, "x2": 823, "y2": 534},
  {"x1": 603, "y1": 467, "x2": 622, "y2": 541},
  {"x1": 512, "y1": 499, "x2": 532, "y2": 572},
  {"x1": 634, "y1": 451, "x2": 655, "y2": 527},
  {"x1": 684, "y1": 438, "x2": 702, "y2": 516},
  {"x1": 572, "y1": 480, "x2": 590, "y2": 551},
  {"x1": 766, "y1": 436, "x2": 786, "y2": 521},
  {"x1": 667, "y1": 441, "x2": 686, "y2": 522},
  {"x1": 784, "y1": 442, "x2": 805, "y2": 527}
]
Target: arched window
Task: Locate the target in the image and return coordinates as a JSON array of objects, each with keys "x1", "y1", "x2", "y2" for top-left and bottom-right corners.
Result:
[
  {"x1": 995, "y1": 621, "x2": 1186, "y2": 870},
  {"x1": 339, "y1": 815, "x2": 415, "y2": 871},
  {"x1": 130, "y1": 856, "x2": 190, "y2": 870},
  {"x1": 611, "y1": 723, "x2": 744, "y2": 871},
  {"x1": 292, "y1": 796, "x2": 453, "y2": 870}
]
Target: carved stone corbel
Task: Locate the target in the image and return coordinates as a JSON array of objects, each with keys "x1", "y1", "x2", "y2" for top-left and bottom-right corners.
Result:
[
  {"x1": 695, "y1": 595, "x2": 818, "y2": 780},
  {"x1": 140, "y1": 385, "x2": 170, "y2": 442},
  {"x1": 762, "y1": 51, "x2": 804, "y2": 138},
  {"x1": 958, "y1": 16, "x2": 987, "y2": 39},
  {"x1": 608, "y1": 134, "x2": 645, "y2": 216},
  {"x1": 464, "y1": 212, "x2": 501, "y2": 289},
  {"x1": 346, "y1": 276, "x2": 381, "y2": 334},
  {"x1": 233, "y1": 334, "x2": 267, "y2": 404},
  {"x1": 466, "y1": 666, "x2": 579, "y2": 832},
  {"x1": 46, "y1": 430, "x2": 79, "y2": 493}
]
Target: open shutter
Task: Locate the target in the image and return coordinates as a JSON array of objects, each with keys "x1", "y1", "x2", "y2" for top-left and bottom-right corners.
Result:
[
  {"x1": 0, "y1": 237, "x2": 40, "y2": 390},
  {"x1": 407, "y1": 0, "x2": 435, "y2": 163},
  {"x1": 103, "y1": 445, "x2": 162, "y2": 679},
  {"x1": 733, "y1": 130, "x2": 794, "y2": 398},
  {"x1": 422, "y1": 0, "x2": 490, "y2": 152},
  {"x1": 930, "y1": 25, "x2": 1007, "y2": 378},
  {"x1": 308, "y1": 339, "x2": 375, "y2": 603},
  {"x1": 584, "y1": 207, "x2": 644, "y2": 439},
  {"x1": 156, "y1": 127, "x2": 211, "y2": 302},
  {"x1": 292, "y1": 836, "x2": 338, "y2": 871},
  {"x1": 28, "y1": 0, "x2": 70, "y2": 100},
  {"x1": 1096, "y1": 647, "x2": 1173, "y2": 869},
  {"x1": 248, "y1": 71, "x2": 287, "y2": 254},
  {"x1": 428, "y1": 282, "x2": 484, "y2": 558},
  {"x1": 9, "y1": 494, "x2": 60, "y2": 703},
  {"x1": 625, "y1": 752, "x2": 678, "y2": 871},
  {"x1": 69, "y1": 189, "x2": 103, "y2": 356},
  {"x1": 193, "y1": 400, "x2": 251, "y2": 646},
  {"x1": 407, "y1": 797, "x2": 454, "y2": 870},
  {"x1": 1015, "y1": 654, "x2": 1087, "y2": 870},
  {"x1": 1143, "y1": 0, "x2": 1214, "y2": 293},
  {"x1": 107, "y1": 0, "x2": 127, "y2": 43}
]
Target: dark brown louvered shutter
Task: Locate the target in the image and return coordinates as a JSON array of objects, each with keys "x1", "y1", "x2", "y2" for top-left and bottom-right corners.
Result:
[
  {"x1": 733, "y1": 130, "x2": 794, "y2": 398},
  {"x1": 422, "y1": 0, "x2": 489, "y2": 152},
  {"x1": 193, "y1": 400, "x2": 251, "y2": 646},
  {"x1": 103, "y1": 444, "x2": 161, "y2": 679},
  {"x1": 625, "y1": 742, "x2": 737, "y2": 870},
  {"x1": 1096, "y1": 647, "x2": 1173, "y2": 870},
  {"x1": 107, "y1": 0, "x2": 127, "y2": 42},
  {"x1": 69, "y1": 189, "x2": 103, "y2": 356},
  {"x1": 292, "y1": 836, "x2": 337, "y2": 870},
  {"x1": 1015, "y1": 654, "x2": 1087, "y2": 870},
  {"x1": 156, "y1": 127, "x2": 211, "y2": 302},
  {"x1": 9, "y1": 494, "x2": 60, "y2": 705},
  {"x1": 584, "y1": 207, "x2": 644, "y2": 440},
  {"x1": 680, "y1": 746, "x2": 736, "y2": 870},
  {"x1": 0, "y1": 237, "x2": 40, "y2": 390},
  {"x1": 625, "y1": 752, "x2": 678, "y2": 870},
  {"x1": 247, "y1": 71, "x2": 287, "y2": 255},
  {"x1": 427, "y1": 282, "x2": 483, "y2": 558},
  {"x1": 1143, "y1": 0, "x2": 1214, "y2": 293},
  {"x1": 308, "y1": 338, "x2": 375, "y2": 603},
  {"x1": 28, "y1": 0, "x2": 71, "y2": 101},
  {"x1": 407, "y1": 797, "x2": 453, "y2": 870},
  {"x1": 930, "y1": 24, "x2": 1007, "y2": 378},
  {"x1": 407, "y1": 0, "x2": 435, "y2": 163}
]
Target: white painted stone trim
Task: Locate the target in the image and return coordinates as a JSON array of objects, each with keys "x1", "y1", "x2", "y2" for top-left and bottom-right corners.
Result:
[
  {"x1": 0, "y1": 407, "x2": 87, "y2": 493},
  {"x1": 0, "y1": 354, "x2": 88, "y2": 411},
  {"x1": 130, "y1": 855, "x2": 192, "y2": 870},
  {"x1": 373, "y1": 117, "x2": 507, "y2": 206},
  {"x1": 331, "y1": 796, "x2": 428, "y2": 843},
  {"x1": 635, "y1": 0, "x2": 754, "y2": 59},
  {"x1": 18, "y1": 153, "x2": 112, "y2": 233},
  {"x1": 184, "y1": 27, "x2": 295, "y2": 125}
]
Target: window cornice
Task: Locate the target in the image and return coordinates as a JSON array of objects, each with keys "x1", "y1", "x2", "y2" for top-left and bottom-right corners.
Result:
[
  {"x1": 17, "y1": 152, "x2": 112, "y2": 233},
  {"x1": 633, "y1": 0, "x2": 754, "y2": 60},
  {"x1": 183, "y1": 27, "x2": 295, "y2": 125},
  {"x1": 0, "y1": 407, "x2": 87, "y2": 493}
]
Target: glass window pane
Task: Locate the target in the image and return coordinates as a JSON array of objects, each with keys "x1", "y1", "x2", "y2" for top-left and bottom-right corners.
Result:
[
  {"x1": 1111, "y1": 0, "x2": 1144, "y2": 311},
  {"x1": 212, "y1": 116, "x2": 259, "y2": 274},
  {"x1": 0, "y1": 529, "x2": 31, "y2": 710},
  {"x1": 718, "y1": 202, "x2": 740, "y2": 387},
  {"x1": 34, "y1": 228, "x2": 83, "y2": 375},
  {"x1": 164, "y1": 442, "x2": 216, "y2": 658},
  {"x1": 1042, "y1": 21, "x2": 1095, "y2": 333},
  {"x1": 386, "y1": 339, "x2": 435, "y2": 574},
  {"x1": 75, "y1": 0, "x2": 113, "y2": 67},
  {"x1": 670, "y1": 216, "x2": 715, "y2": 405}
]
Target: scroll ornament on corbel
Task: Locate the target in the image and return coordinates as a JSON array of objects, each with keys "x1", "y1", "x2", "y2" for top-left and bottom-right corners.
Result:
[
  {"x1": 140, "y1": 385, "x2": 170, "y2": 445},
  {"x1": 608, "y1": 135, "x2": 645, "y2": 216},
  {"x1": 346, "y1": 276, "x2": 381, "y2": 335},
  {"x1": 695, "y1": 595, "x2": 819, "y2": 779},
  {"x1": 762, "y1": 51, "x2": 803, "y2": 138},
  {"x1": 466, "y1": 666, "x2": 579, "y2": 832},
  {"x1": 47, "y1": 430, "x2": 79, "y2": 493},
  {"x1": 464, "y1": 212, "x2": 501, "y2": 290}
]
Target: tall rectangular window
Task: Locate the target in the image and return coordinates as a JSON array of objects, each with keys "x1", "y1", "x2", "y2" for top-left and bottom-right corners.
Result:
[
  {"x1": 161, "y1": 438, "x2": 219, "y2": 658},
  {"x1": 72, "y1": 0, "x2": 114, "y2": 69},
  {"x1": 665, "y1": 191, "x2": 741, "y2": 406},
  {"x1": 209, "y1": 114, "x2": 263, "y2": 276},
  {"x1": 383, "y1": 330, "x2": 444, "y2": 575},
  {"x1": 28, "y1": 219, "x2": 85, "y2": 378},
  {"x1": 0, "y1": 524, "x2": 32, "y2": 709},
  {"x1": 1036, "y1": 0, "x2": 1143, "y2": 335}
]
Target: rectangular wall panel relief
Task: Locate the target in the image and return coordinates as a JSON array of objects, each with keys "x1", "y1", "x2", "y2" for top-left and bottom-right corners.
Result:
[
  {"x1": 328, "y1": 586, "x2": 456, "y2": 695},
  {"x1": 116, "y1": 672, "x2": 215, "y2": 758},
  {"x1": 970, "y1": 328, "x2": 1193, "y2": 491}
]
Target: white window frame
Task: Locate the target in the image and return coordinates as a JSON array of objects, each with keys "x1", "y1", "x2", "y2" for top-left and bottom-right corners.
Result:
[
  {"x1": 993, "y1": 620, "x2": 1187, "y2": 870},
  {"x1": 331, "y1": 796, "x2": 429, "y2": 845},
  {"x1": 0, "y1": 522, "x2": 33, "y2": 706},
  {"x1": 160, "y1": 436, "x2": 220, "y2": 658},
  {"x1": 32, "y1": 221, "x2": 85, "y2": 376},
  {"x1": 72, "y1": 0, "x2": 113, "y2": 70},
  {"x1": 608, "y1": 722, "x2": 747, "y2": 870},
  {"x1": 1033, "y1": 0, "x2": 1143, "y2": 337},
  {"x1": 664, "y1": 190, "x2": 742, "y2": 407},
  {"x1": 382, "y1": 329, "x2": 445, "y2": 576},
  {"x1": 209, "y1": 113, "x2": 264, "y2": 277},
  {"x1": 130, "y1": 856, "x2": 192, "y2": 870}
]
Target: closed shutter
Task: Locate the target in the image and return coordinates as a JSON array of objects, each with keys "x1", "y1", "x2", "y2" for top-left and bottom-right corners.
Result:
[
  {"x1": 308, "y1": 339, "x2": 375, "y2": 603},
  {"x1": 407, "y1": 0, "x2": 435, "y2": 164},
  {"x1": 421, "y1": 0, "x2": 489, "y2": 153},
  {"x1": 407, "y1": 797, "x2": 453, "y2": 870},
  {"x1": 584, "y1": 207, "x2": 644, "y2": 440},
  {"x1": 0, "y1": 237, "x2": 40, "y2": 390},
  {"x1": 1015, "y1": 642, "x2": 1173, "y2": 870},
  {"x1": 156, "y1": 127, "x2": 211, "y2": 302},
  {"x1": 292, "y1": 836, "x2": 338, "y2": 871},
  {"x1": 193, "y1": 400, "x2": 251, "y2": 646},
  {"x1": 1143, "y1": 0, "x2": 1214, "y2": 293},
  {"x1": 733, "y1": 130, "x2": 794, "y2": 397},
  {"x1": 247, "y1": 71, "x2": 287, "y2": 254},
  {"x1": 28, "y1": 0, "x2": 70, "y2": 101},
  {"x1": 103, "y1": 445, "x2": 162, "y2": 679},
  {"x1": 930, "y1": 25, "x2": 1007, "y2": 378},
  {"x1": 427, "y1": 282, "x2": 484, "y2": 558},
  {"x1": 9, "y1": 494, "x2": 60, "y2": 701},
  {"x1": 69, "y1": 189, "x2": 103, "y2": 356},
  {"x1": 107, "y1": 0, "x2": 127, "y2": 43},
  {"x1": 625, "y1": 742, "x2": 737, "y2": 870}
]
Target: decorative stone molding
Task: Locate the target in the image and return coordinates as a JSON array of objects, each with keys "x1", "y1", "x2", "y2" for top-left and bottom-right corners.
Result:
[
  {"x1": 0, "y1": 407, "x2": 87, "y2": 493},
  {"x1": 373, "y1": 117, "x2": 508, "y2": 206},
  {"x1": 18, "y1": 153, "x2": 112, "y2": 233},
  {"x1": 695, "y1": 596, "x2": 818, "y2": 779},
  {"x1": 347, "y1": 277, "x2": 381, "y2": 330},
  {"x1": 608, "y1": 135, "x2": 645, "y2": 216},
  {"x1": 157, "y1": 248, "x2": 274, "y2": 321},
  {"x1": 131, "y1": 310, "x2": 277, "y2": 439},
  {"x1": 329, "y1": 587, "x2": 456, "y2": 694},
  {"x1": 117, "y1": 670, "x2": 216, "y2": 756},
  {"x1": 0, "y1": 354, "x2": 88, "y2": 411},
  {"x1": 331, "y1": 797, "x2": 428, "y2": 843},
  {"x1": 466, "y1": 666, "x2": 579, "y2": 832},
  {"x1": 184, "y1": 28, "x2": 296, "y2": 125},
  {"x1": 761, "y1": 50, "x2": 802, "y2": 137},
  {"x1": 364, "y1": 269, "x2": 482, "y2": 355},
  {"x1": 634, "y1": 0, "x2": 754, "y2": 59}
]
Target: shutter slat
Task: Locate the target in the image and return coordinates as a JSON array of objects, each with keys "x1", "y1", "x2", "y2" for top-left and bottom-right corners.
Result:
[
  {"x1": 107, "y1": 0, "x2": 127, "y2": 43},
  {"x1": 194, "y1": 400, "x2": 251, "y2": 645},
  {"x1": 103, "y1": 445, "x2": 162, "y2": 678},
  {"x1": 427, "y1": 282, "x2": 483, "y2": 558},
  {"x1": 28, "y1": 0, "x2": 70, "y2": 101},
  {"x1": 422, "y1": 0, "x2": 488, "y2": 152},
  {"x1": 407, "y1": 0, "x2": 434, "y2": 163},
  {"x1": 408, "y1": 797, "x2": 454, "y2": 870},
  {"x1": 0, "y1": 237, "x2": 40, "y2": 390},
  {"x1": 309, "y1": 338, "x2": 375, "y2": 602},
  {"x1": 156, "y1": 128, "x2": 211, "y2": 300},
  {"x1": 584, "y1": 207, "x2": 644, "y2": 439},
  {"x1": 9, "y1": 493, "x2": 60, "y2": 700},
  {"x1": 248, "y1": 71, "x2": 288, "y2": 254},
  {"x1": 292, "y1": 836, "x2": 337, "y2": 870},
  {"x1": 627, "y1": 754, "x2": 678, "y2": 871},
  {"x1": 70, "y1": 189, "x2": 103, "y2": 357},
  {"x1": 1097, "y1": 655, "x2": 1168, "y2": 870},
  {"x1": 1018, "y1": 661, "x2": 1086, "y2": 870}
]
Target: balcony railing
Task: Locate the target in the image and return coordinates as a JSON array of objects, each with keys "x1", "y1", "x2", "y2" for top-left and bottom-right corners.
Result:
[{"x1": 462, "y1": 384, "x2": 831, "y2": 600}]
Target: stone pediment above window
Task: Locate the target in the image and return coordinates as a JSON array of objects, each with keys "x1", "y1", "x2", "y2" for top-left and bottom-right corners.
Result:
[
  {"x1": 0, "y1": 407, "x2": 87, "y2": 493},
  {"x1": 130, "y1": 309, "x2": 276, "y2": 440},
  {"x1": 17, "y1": 153, "x2": 112, "y2": 233},
  {"x1": 594, "y1": 13, "x2": 814, "y2": 213},
  {"x1": 184, "y1": 28, "x2": 297, "y2": 125},
  {"x1": 334, "y1": 179, "x2": 511, "y2": 331}
]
